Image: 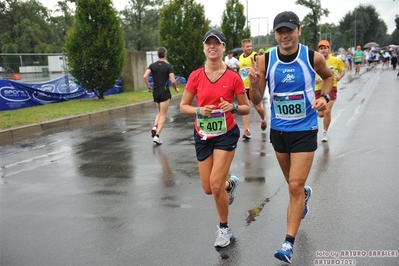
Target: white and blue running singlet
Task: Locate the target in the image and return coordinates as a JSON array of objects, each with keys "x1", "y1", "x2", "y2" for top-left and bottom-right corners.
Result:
[{"x1": 267, "y1": 44, "x2": 318, "y2": 132}]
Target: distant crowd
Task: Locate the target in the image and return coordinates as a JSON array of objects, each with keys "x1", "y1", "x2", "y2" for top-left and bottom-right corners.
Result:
[{"x1": 334, "y1": 46, "x2": 398, "y2": 75}]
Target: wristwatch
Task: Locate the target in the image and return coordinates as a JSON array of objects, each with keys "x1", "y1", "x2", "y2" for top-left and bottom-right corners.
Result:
[
  {"x1": 320, "y1": 93, "x2": 330, "y2": 103},
  {"x1": 231, "y1": 103, "x2": 238, "y2": 114}
]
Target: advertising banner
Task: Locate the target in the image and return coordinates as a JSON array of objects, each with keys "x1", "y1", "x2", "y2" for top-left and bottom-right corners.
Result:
[{"x1": 0, "y1": 75, "x2": 122, "y2": 111}]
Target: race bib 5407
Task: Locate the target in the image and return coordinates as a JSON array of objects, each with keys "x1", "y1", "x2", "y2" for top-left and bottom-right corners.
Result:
[{"x1": 197, "y1": 109, "x2": 227, "y2": 137}]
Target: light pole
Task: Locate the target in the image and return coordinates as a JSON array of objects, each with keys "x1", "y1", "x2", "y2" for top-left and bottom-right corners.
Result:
[
  {"x1": 265, "y1": 17, "x2": 269, "y2": 45},
  {"x1": 321, "y1": 33, "x2": 332, "y2": 46},
  {"x1": 249, "y1": 17, "x2": 269, "y2": 46},
  {"x1": 316, "y1": 0, "x2": 321, "y2": 41},
  {"x1": 59, "y1": 56, "x2": 70, "y2": 93},
  {"x1": 246, "y1": 0, "x2": 249, "y2": 28},
  {"x1": 354, "y1": 8, "x2": 357, "y2": 48}
]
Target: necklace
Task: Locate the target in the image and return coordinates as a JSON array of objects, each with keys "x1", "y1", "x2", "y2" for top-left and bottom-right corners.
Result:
[{"x1": 207, "y1": 63, "x2": 221, "y2": 82}]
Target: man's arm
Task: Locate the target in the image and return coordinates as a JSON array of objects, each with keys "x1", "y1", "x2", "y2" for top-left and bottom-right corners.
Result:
[
  {"x1": 314, "y1": 52, "x2": 333, "y2": 95},
  {"x1": 312, "y1": 52, "x2": 333, "y2": 110},
  {"x1": 336, "y1": 60, "x2": 346, "y2": 81},
  {"x1": 143, "y1": 69, "x2": 152, "y2": 92},
  {"x1": 169, "y1": 73, "x2": 179, "y2": 93}
]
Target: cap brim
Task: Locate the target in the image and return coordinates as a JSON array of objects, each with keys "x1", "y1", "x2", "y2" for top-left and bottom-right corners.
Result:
[
  {"x1": 273, "y1": 22, "x2": 298, "y2": 31},
  {"x1": 203, "y1": 34, "x2": 225, "y2": 45}
]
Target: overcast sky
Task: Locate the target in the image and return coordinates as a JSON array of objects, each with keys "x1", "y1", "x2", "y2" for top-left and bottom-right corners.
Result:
[{"x1": 41, "y1": 0, "x2": 398, "y2": 36}]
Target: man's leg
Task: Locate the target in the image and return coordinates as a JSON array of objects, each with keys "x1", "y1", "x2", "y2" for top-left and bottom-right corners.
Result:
[
  {"x1": 241, "y1": 114, "x2": 251, "y2": 139},
  {"x1": 242, "y1": 114, "x2": 250, "y2": 131},
  {"x1": 242, "y1": 89, "x2": 251, "y2": 138},
  {"x1": 322, "y1": 100, "x2": 335, "y2": 132},
  {"x1": 274, "y1": 151, "x2": 314, "y2": 263},
  {"x1": 254, "y1": 102, "x2": 265, "y2": 120},
  {"x1": 285, "y1": 152, "x2": 314, "y2": 237},
  {"x1": 254, "y1": 102, "x2": 267, "y2": 130},
  {"x1": 155, "y1": 99, "x2": 171, "y2": 136}
]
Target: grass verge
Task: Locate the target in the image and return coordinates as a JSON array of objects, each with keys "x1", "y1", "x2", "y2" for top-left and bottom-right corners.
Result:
[{"x1": 0, "y1": 88, "x2": 183, "y2": 131}]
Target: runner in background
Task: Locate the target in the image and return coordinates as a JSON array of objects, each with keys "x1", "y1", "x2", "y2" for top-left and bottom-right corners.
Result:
[
  {"x1": 354, "y1": 46, "x2": 364, "y2": 76},
  {"x1": 239, "y1": 39, "x2": 267, "y2": 140},
  {"x1": 316, "y1": 40, "x2": 345, "y2": 142},
  {"x1": 143, "y1": 47, "x2": 179, "y2": 145}
]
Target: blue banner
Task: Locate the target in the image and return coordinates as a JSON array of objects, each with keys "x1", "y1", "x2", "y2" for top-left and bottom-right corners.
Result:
[{"x1": 0, "y1": 75, "x2": 122, "y2": 111}]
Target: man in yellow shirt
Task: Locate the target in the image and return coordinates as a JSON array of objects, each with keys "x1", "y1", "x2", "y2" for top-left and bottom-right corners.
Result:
[
  {"x1": 315, "y1": 40, "x2": 345, "y2": 142},
  {"x1": 239, "y1": 39, "x2": 267, "y2": 139}
]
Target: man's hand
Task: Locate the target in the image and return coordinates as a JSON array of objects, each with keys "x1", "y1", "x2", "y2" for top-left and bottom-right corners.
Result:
[
  {"x1": 248, "y1": 56, "x2": 260, "y2": 86},
  {"x1": 312, "y1": 98, "x2": 327, "y2": 111}
]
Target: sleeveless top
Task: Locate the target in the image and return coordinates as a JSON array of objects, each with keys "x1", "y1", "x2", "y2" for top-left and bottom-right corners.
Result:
[
  {"x1": 267, "y1": 44, "x2": 318, "y2": 132},
  {"x1": 239, "y1": 51, "x2": 257, "y2": 89}
]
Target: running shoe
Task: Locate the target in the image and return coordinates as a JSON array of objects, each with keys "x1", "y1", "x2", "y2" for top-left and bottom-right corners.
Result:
[
  {"x1": 302, "y1": 205, "x2": 309, "y2": 219},
  {"x1": 153, "y1": 136, "x2": 163, "y2": 145},
  {"x1": 226, "y1": 175, "x2": 239, "y2": 205},
  {"x1": 302, "y1": 186, "x2": 312, "y2": 219},
  {"x1": 151, "y1": 126, "x2": 157, "y2": 138},
  {"x1": 262, "y1": 96, "x2": 268, "y2": 102},
  {"x1": 261, "y1": 121, "x2": 267, "y2": 131},
  {"x1": 214, "y1": 226, "x2": 233, "y2": 248},
  {"x1": 242, "y1": 129, "x2": 251, "y2": 140},
  {"x1": 274, "y1": 241, "x2": 293, "y2": 264},
  {"x1": 321, "y1": 132, "x2": 328, "y2": 142}
]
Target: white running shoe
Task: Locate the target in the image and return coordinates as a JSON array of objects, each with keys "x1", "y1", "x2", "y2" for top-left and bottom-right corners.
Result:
[
  {"x1": 214, "y1": 226, "x2": 233, "y2": 248},
  {"x1": 226, "y1": 175, "x2": 239, "y2": 205},
  {"x1": 153, "y1": 136, "x2": 163, "y2": 145},
  {"x1": 321, "y1": 132, "x2": 328, "y2": 142},
  {"x1": 151, "y1": 126, "x2": 157, "y2": 138}
]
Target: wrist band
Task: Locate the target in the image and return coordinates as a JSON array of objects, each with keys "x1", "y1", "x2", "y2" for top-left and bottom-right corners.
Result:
[{"x1": 196, "y1": 107, "x2": 201, "y2": 115}]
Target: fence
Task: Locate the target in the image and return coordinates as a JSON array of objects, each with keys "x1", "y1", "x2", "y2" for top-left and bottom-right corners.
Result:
[{"x1": 0, "y1": 53, "x2": 64, "y2": 81}]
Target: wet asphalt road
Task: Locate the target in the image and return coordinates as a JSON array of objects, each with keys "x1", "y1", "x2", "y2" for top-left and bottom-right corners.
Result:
[{"x1": 1, "y1": 67, "x2": 398, "y2": 266}]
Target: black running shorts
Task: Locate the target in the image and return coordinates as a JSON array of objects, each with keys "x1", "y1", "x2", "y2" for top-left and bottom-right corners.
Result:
[
  {"x1": 270, "y1": 129, "x2": 318, "y2": 153},
  {"x1": 153, "y1": 89, "x2": 172, "y2": 103},
  {"x1": 194, "y1": 124, "x2": 240, "y2": 161}
]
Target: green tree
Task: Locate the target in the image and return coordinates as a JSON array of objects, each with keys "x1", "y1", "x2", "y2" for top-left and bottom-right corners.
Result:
[
  {"x1": 299, "y1": 15, "x2": 316, "y2": 48},
  {"x1": 49, "y1": 0, "x2": 75, "y2": 48},
  {"x1": 158, "y1": 0, "x2": 209, "y2": 79},
  {"x1": 338, "y1": 5, "x2": 387, "y2": 48},
  {"x1": 296, "y1": 0, "x2": 329, "y2": 50},
  {"x1": 390, "y1": 15, "x2": 399, "y2": 44},
  {"x1": 0, "y1": 0, "x2": 60, "y2": 53},
  {"x1": 120, "y1": 0, "x2": 163, "y2": 51},
  {"x1": 63, "y1": 0, "x2": 126, "y2": 99},
  {"x1": 324, "y1": 23, "x2": 343, "y2": 51},
  {"x1": 220, "y1": 0, "x2": 250, "y2": 49}
]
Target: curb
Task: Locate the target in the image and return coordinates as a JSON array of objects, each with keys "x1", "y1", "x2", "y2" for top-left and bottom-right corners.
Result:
[{"x1": 0, "y1": 95, "x2": 183, "y2": 146}]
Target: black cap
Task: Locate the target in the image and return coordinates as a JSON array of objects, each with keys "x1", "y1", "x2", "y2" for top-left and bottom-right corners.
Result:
[
  {"x1": 273, "y1": 11, "x2": 300, "y2": 31},
  {"x1": 203, "y1": 29, "x2": 226, "y2": 45}
]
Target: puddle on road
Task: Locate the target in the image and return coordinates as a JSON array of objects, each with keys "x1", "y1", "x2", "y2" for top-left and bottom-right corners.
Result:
[
  {"x1": 246, "y1": 197, "x2": 270, "y2": 225},
  {"x1": 244, "y1": 176, "x2": 265, "y2": 183}
]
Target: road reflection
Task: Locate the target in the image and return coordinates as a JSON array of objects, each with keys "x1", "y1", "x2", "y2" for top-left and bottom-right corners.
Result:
[{"x1": 153, "y1": 145, "x2": 174, "y2": 188}]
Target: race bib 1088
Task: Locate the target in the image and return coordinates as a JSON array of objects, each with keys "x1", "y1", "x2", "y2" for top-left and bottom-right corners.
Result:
[{"x1": 273, "y1": 91, "x2": 306, "y2": 120}]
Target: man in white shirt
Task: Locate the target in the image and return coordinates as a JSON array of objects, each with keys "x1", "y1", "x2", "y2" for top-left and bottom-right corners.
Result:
[{"x1": 225, "y1": 50, "x2": 239, "y2": 72}]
